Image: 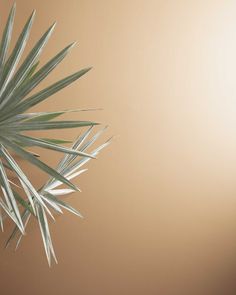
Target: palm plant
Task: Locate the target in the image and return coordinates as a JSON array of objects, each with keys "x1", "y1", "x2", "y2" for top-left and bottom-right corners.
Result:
[{"x1": 0, "y1": 3, "x2": 110, "y2": 266}]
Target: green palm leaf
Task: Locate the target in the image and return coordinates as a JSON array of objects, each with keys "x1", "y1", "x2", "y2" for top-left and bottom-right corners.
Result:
[
  {"x1": 0, "y1": 10, "x2": 35, "y2": 98},
  {"x1": 0, "y1": 22, "x2": 56, "y2": 109},
  {"x1": 0, "y1": 3, "x2": 16, "y2": 73}
]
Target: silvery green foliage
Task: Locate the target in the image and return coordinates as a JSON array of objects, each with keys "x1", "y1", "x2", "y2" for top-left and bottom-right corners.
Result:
[{"x1": 0, "y1": 3, "x2": 110, "y2": 266}]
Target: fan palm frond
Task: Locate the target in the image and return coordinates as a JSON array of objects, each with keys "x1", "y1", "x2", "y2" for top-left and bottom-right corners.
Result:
[{"x1": 0, "y1": 4, "x2": 110, "y2": 266}]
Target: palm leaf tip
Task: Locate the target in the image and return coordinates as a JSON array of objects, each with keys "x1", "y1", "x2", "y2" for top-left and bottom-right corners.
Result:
[{"x1": 0, "y1": 3, "x2": 16, "y2": 71}]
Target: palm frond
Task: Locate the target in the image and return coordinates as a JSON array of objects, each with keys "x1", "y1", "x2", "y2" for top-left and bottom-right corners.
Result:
[
  {"x1": 0, "y1": 4, "x2": 110, "y2": 265},
  {"x1": 6, "y1": 128, "x2": 111, "y2": 265}
]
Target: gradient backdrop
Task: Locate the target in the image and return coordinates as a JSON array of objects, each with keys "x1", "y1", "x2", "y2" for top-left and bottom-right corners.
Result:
[{"x1": 1, "y1": 0, "x2": 236, "y2": 294}]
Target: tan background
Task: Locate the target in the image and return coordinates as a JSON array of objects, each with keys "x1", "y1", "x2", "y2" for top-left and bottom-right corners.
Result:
[{"x1": 1, "y1": 0, "x2": 236, "y2": 294}]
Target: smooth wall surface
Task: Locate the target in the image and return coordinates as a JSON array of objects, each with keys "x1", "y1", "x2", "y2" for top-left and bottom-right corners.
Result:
[{"x1": 1, "y1": 0, "x2": 236, "y2": 294}]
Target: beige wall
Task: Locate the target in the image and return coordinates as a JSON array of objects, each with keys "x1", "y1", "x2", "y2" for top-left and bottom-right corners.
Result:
[{"x1": 1, "y1": 0, "x2": 236, "y2": 294}]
